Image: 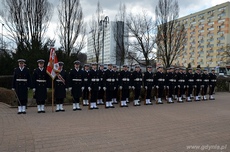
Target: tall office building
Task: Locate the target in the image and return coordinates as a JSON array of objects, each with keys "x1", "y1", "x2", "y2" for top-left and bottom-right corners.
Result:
[
  {"x1": 172, "y1": 2, "x2": 230, "y2": 68},
  {"x1": 87, "y1": 21, "x2": 129, "y2": 65}
]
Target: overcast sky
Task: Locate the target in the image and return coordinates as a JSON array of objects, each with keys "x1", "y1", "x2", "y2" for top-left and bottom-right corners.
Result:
[
  {"x1": 1, "y1": 0, "x2": 230, "y2": 49},
  {"x1": 47, "y1": 0, "x2": 229, "y2": 47}
]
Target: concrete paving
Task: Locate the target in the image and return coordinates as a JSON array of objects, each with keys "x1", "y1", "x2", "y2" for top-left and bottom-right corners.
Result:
[{"x1": 0, "y1": 92, "x2": 229, "y2": 152}]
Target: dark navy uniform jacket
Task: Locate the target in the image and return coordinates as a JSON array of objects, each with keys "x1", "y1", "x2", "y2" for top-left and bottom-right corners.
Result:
[{"x1": 12, "y1": 67, "x2": 31, "y2": 100}]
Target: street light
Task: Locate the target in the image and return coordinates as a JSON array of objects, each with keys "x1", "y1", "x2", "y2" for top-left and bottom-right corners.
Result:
[
  {"x1": 99, "y1": 15, "x2": 109, "y2": 64},
  {"x1": 1, "y1": 24, "x2": 4, "y2": 50}
]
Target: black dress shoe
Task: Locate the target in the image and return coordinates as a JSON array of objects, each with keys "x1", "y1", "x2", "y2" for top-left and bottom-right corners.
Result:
[
  {"x1": 89, "y1": 108, "x2": 94, "y2": 110},
  {"x1": 105, "y1": 106, "x2": 110, "y2": 109},
  {"x1": 55, "y1": 110, "x2": 59, "y2": 112},
  {"x1": 110, "y1": 106, "x2": 115, "y2": 108},
  {"x1": 73, "y1": 108, "x2": 77, "y2": 111},
  {"x1": 38, "y1": 111, "x2": 42, "y2": 113},
  {"x1": 17, "y1": 112, "x2": 22, "y2": 114},
  {"x1": 76, "y1": 108, "x2": 82, "y2": 110},
  {"x1": 60, "y1": 109, "x2": 65, "y2": 112},
  {"x1": 41, "y1": 111, "x2": 45, "y2": 113},
  {"x1": 22, "y1": 111, "x2": 26, "y2": 114}
]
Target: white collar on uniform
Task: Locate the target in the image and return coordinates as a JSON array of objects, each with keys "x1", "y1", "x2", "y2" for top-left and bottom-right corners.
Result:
[{"x1": 39, "y1": 67, "x2": 44, "y2": 71}]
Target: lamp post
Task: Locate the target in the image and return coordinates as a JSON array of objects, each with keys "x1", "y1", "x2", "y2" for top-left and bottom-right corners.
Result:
[
  {"x1": 1, "y1": 24, "x2": 4, "y2": 50},
  {"x1": 99, "y1": 16, "x2": 109, "y2": 64}
]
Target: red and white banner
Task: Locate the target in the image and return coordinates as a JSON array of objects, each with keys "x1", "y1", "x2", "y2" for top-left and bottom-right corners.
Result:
[{"x1": 46, "y1": 48, "x2": 60, "y2": 80}]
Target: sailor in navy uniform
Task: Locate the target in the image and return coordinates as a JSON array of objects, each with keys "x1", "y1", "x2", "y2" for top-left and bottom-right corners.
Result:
[
  {"x1": 154, "y1": 65, "x2": 165, "y2": 104},
  {"x1": 177, "y1": 67, "x2": 186, "y2": 102},
  {"x1": 54, "y1": 62, "x2": 67, "y2": 112},
  {"x1": 119, "y1": 65, "x2": 131, "y2": 107},
  {"x1": 69, "y1": 60, "x2": 84, "y2": 110},
  {"x1": 97, "y1": 64, "x2": 105, "y2": 105},
  {"x1": 32, "y1": 59, "x2": 50, "y2": 113},
  {"x1": 166, "y1": 67, "x2": 175, "y2": 103},
  {"x1": 173, "y1": 68, "x2": 179, "y2": 100},
  {"x1": 12, "y1": 59, "x2": 31, "y2": 114},
  {"x1": 112, "y1": 65, "x2": 118, "y2": 104},
  {"x1": 131, "y1": 65, "x2": 142, "y2": 106},
  {"x1": 194, "y1": 68, "x2": 202, "y2": 101},
  {"x1": 143, "y1": 65, "x2": 154, "y2": 105},
  {"x1": 103, "y1": 63, "x2": 116, "y2": 108},
  {"x1": 82, "y1": 64, "x2": 90, "y2": 106},
  {"x1": 185, "y1": 68, "x2": 194, "y2": 101},
  {"x1": 209, "y1": 69, "x2": 217, "y2": 100},
  {"x1": 201, "y1": 69, "x2": 209, "y2": 100},
  {"x1": 88, "y1": 62, "x2": 100, "y2": 109}
]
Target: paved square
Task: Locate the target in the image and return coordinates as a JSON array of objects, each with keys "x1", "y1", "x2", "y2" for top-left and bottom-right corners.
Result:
[{"x1": 0, "y1": 92, "x2": 229, "y2": 152}]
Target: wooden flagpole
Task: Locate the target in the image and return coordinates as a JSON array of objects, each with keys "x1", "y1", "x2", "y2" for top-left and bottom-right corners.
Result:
[{"x1": 52, "y1": 79, "x2": 54, "y2": 113}]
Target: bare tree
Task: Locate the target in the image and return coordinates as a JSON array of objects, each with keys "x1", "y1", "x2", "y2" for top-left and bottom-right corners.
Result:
[
  {"x1": 57, "y1": 0, "x2": 86, "y2": 57},
  {"x1": 126, "y1": 10, "x2": 156, "y2": 68},
  {"x1": 88, "y1": 1, "x2": 102, "y2": 64},
  {"x1": 155, "y1": 0, "x2": 187, "y2": 68},
  {"x1": 220, "y1": 44, "x2": 230, "y2": 64},
  {"x1": 113, "y1": 3, "x2": 129, "y2": 68},
  {"x1": 0, "y1": 0, "x2": 52, "y2": 52}
]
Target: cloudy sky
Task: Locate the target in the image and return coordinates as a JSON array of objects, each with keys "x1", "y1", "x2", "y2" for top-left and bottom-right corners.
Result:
[
  {"x1": 1, "y1": 0, "x2": 229, "y2": 49},
  {"x1": 46, "y1": 0, "x2": 229, "y2": 47}
]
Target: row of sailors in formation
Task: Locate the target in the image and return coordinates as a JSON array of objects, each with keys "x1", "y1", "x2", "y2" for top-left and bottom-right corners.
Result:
[{"x1": 12, "y1": 59, "x2": 217, "y2": 114}]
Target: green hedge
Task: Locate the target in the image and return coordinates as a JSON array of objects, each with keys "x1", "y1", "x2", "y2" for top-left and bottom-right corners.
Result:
[
  {"x1": 216, "y1": 76, "x2": 230, "y2": 92},
  {"x1": 0, "y1": 75, "x2": 13, "y2": 89}
]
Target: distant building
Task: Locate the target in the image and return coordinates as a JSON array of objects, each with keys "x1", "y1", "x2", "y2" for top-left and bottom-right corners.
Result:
[
  {"x1": 172, "y1": 2, "x2": 230, "y2": 68},
  {"x1": 87, "y1": 21, "x2": 129, "y2": 66}
]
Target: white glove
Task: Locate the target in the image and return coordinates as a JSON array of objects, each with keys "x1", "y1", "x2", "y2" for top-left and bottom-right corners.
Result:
[
  {"x1": 174, "y1": 86, "x2": 176, "y2": 89},
  {"x1": 210, "y1": 85, "x2": 212, "y2": 87},
  {"x1": 152, "y1": 86, "x2": 154, "y2": 89},
  {"x1": 114, "y1": 87, "x2": 116, "y2": 90},
  {"x1": 201, "y1": 85, "x2": 204, "y2": 88},
  {"x1": 145, "y1": 86, "x2": 147, "y2": 89},
  {"x1": 88, "y1": 87, "x2": 91, "y2": 91},
  {"x1": 167, "y1": 86, "x2": 169, "y2": 89},
  {"x1": 65, "y1": 88, "x2": 68, "y2": 91},
  {"x1": 81, "y1": 87, "x2": 84, "y2": 91},
  {"x1": 132, "y1": 86, "x2": 135, "y2": 89},
  {"x1": 156, "y1": 86, "x2": 159, "y2": 89},
  {"x1": 164, "y1": 86, "x2": 166, "y2": 89},
  {"x1": 99, "y1": 86, "x2": 101, "y2": 90},
  {"x1": 47, "y1": 88, "x2": 49, "y2": 92},
  {"x1": 194, "y1": 85, "x2": 197, "y2": 88},
  {"x1": 68, "y1": 87, "x2": 72, "y2": 91},
  {"x1": 187, "y1": 85, "x2": 189, "y2": 88},
  {"x1": 12, "y1": 88, "x2": 15, "y2": 91},
  {"x1": 141, "y1": 86, "x2": 143, "y2": 89},
  {"x1": 119, "y1": 86, "x2": 122, "y2": 90},
  {"x1": 33, "y1": 88, "x2": 36, "y2": 92},
  {"x1": 129, "y1": 86, "x2": 131, "y2": 89},
  {"x1": 178, "y1": 85, "x2": 180, "y2": 88},
  {"x1": 103, "y1": 87, "x2": 106, "y2": 91}
]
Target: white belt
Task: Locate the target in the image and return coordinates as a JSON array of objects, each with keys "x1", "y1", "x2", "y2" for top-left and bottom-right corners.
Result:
[
  {"x1": 146, "y1": 79, "x2": 153, "y2": 82},
  {"x1": 92, "y1": 78, "x2": 100, "y2": 81},
  {"x1": 196, "y1": 79, "x2": 202, "y2": 82},
  {"x1": 106, "y1": 78, "x2": 115, "y2": 82},
  {"x1": 169, "y1": 79, "x2": 176, "y2": 82},
  {"x1": 211, "y1": 80, "x2": 216, "y2": 82},
  {"x1": 134, "y1": 78, "x2": 142, "y2": 81},
  {"x1": 204, "y1": 80, "x2": 209, "y2": 82},
  {"x1": 116, "y1": 79, "x2": 118, "y2": 81},
  {"x1": 56, "y1": 80, "x2": 63, "y2": 82},
  {"x1": 158, "y1": 79, "x2": 165, "y2": 81},
  {"x1": 188, "y1": 79, "x2": 194, "y2": 82},
  {"x1": 100, "y1": 78, "x2": 103, "y2": 81},
  {"x1": 72, "y1": 79, "x2": 82, "y2": 81},
  {"x1": 178, "y1": 80, "x2": 185, "y2": 82},
  {"x1": 36, "y1": 80, "x2": 46, "y2": 82},
  {"x1": 84, "y1": 79, "x2": 88, "y2": 81},
  {"x1": 16, "y1": 79, "x2": 27, "y2": 82},
  {"x1": 122, "y1": 78, "x2": 130, "y2": 81}
]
